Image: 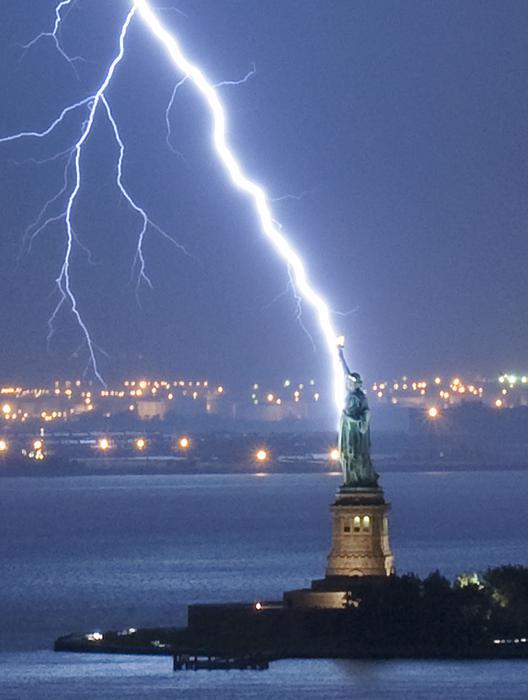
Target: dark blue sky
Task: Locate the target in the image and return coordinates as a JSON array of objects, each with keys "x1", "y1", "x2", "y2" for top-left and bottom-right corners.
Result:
[{"x1": 0, "y1": 0, "x2": 527, "y2": 390}]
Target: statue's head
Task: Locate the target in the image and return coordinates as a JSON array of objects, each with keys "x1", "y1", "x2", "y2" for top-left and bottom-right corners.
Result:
[{"x1": 347, "y1": 372, "x2": 362, "y2": 390}]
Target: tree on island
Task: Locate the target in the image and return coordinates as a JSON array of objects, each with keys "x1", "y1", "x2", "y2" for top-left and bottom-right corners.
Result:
[{"x1": 341, "y1": 566, "x2": 528, "y2": 655}]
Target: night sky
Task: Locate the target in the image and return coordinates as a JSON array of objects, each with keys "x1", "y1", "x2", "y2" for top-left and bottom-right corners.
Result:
[{"x1": 0, "y1": 0, "x2": 527, "y2": 391}]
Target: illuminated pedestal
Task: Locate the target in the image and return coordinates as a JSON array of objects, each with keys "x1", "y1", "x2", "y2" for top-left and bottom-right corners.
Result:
[
  {"x1": 283, "y1": 487, "x2": 395, "y2": 609},
  {"x1": 326, "y1": 487, "x2": 394, "y2": 577}
]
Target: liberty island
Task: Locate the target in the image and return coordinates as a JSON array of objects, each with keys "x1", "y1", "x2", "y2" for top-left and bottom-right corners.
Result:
[{"x1": 54, "y1": 344, "x2": 528, "y2": 665}]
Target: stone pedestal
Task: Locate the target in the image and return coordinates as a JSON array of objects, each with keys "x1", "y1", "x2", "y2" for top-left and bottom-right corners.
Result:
[
  {"x1": 283, "y1": 486, "x2": 395, "y2": 609},
  {"x1": 326, "y1": 487, "x2": 394, "y2": 577}
]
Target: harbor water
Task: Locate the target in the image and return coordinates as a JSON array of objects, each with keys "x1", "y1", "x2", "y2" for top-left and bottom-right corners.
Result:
[{"x1": 1, "y1": 470, "x2": 527, "y2": 699}]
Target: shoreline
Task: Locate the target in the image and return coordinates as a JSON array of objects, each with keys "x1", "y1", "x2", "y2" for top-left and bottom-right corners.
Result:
[
  {"x1": 54, "y1": 625, "x2": 528, "y2": 663},
  {"x1": 1, "y1": 460, "x2": 527, "y2": 478}
]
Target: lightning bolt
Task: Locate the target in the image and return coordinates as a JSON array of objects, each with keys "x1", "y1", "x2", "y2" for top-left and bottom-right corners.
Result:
[
  {"x1": 2, "y1": 1, "x2": 346, "y2": 413},
  {"x1": 133, "y1": 1, "x2": 344, "y2": 411}
]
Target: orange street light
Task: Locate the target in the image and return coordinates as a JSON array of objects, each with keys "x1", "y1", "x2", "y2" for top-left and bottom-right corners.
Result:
[
  {"x1": 135, "y1": 438, "x2": 146, "y2": 450},
  {"x1": 178, "y1": 436, "x2": 190, "y2": 449},
  {"x1": 256, "y1": 449, "x2": 268, "y2": 462},
  {"x1": 329, "y1": 448, "x2": 340, "y2": 462},
  {"x1": 98, "y1": 437, "x2": 110, "y2": 451},
  {"x1": 427, "y1": 407, "x2": 439, "y2": 419},
  {"x1": 0, "y1": 439, "x2": 8, "y2": 452}
]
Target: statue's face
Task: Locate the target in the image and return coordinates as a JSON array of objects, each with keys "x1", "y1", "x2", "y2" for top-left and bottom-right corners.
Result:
[{"x1": 347, "y1": 375, "x2": 361, "y2": 391}]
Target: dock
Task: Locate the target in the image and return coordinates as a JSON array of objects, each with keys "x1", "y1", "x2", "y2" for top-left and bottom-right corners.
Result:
[{"x1": 173, "y1": 653, "x2": 269, "y2": 671}]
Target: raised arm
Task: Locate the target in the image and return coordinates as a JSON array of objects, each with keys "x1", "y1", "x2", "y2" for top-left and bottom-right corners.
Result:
[{"x1": 338, "y1": 346, "x2": 352, "y2": 377}]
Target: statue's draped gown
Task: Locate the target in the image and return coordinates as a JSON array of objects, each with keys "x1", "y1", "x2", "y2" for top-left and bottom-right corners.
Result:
[{"x1": 338, "y1": 375, "x2": 379, "y2": 487}]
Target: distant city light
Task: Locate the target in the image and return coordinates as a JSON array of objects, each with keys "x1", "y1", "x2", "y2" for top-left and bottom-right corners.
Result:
[
  {"x1": 135, "y1": 438, "x2": 146, "y2": 450},
  {"x1": 0, "y1": 371, "x2": 524, "y2": 427},
  {"x1": 33, "y1": 440, "x2": 43, "y2": 451},
  {"x1": 329, "y1": 448, "x2": 340, "y2": 462},
  {"x1": 98, "y1": 437, "x2": 110, "y2": 451},
  {"x1": 495, "y1": 399, "x2": 503, "y2": 408},
  {"x1": 427, "y1": 407, "x2": 439, "y2": 419},
  {"x1": 255, "y1": 601, "x2": 263, "y2": 611},
  {"x1": 0, "y1": 439, "x2": 8, "y2": 452},
  {"x1": 86, "y1": 632, "x2": 104, "y2": 642},
  {"x1": 256, "y1": 449, "x2": 268, "y2": 462},
  {"x1": 178, "y1": 436, "x2": 190, "y2": 449}
]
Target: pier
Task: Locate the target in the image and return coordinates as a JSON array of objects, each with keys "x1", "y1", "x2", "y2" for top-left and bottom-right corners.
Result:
[{"x1": 172, "y1": 654, "x2": 269, "y2": 671}]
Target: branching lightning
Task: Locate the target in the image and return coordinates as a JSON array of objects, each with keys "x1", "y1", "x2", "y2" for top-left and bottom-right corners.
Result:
[
  {"x1": 165, "y1": 63, "x2": 256, "y2": 158},
  {"x1": 2, "y1": 1, "x2": 346, "y2": 413},
  {"x1": 50, "y1": 7, "x2": 137, "y2": 384},
  {"x1": 18, "y1": 0, "x2": 84, "y2": 77},
  {"x1": 2, "y1": 4, "x2": 189, "y2": 382},
  {"x1": 101, "y1": 93, "x2": 191, "y2": 295}
]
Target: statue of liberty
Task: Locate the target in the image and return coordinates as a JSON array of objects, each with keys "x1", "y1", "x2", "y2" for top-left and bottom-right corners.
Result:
[{"x1": 337, "y1": 342, "x2": 379, "y2": 488}]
